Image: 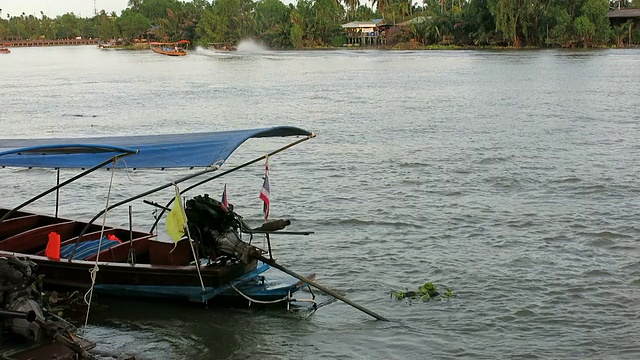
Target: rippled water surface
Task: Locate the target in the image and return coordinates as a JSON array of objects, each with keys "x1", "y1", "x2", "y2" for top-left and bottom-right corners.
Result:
[{"x1": 1, "y1": 46, "x2": 640, "y2": 359}]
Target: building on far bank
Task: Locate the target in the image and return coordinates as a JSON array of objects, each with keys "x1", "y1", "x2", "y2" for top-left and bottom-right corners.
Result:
[
  {"x1": 607, "y1": 8, "x2": 640, "y2": 28},
  {"x1": 342, "y1": 19, "x2": 388, "y2": 47}
]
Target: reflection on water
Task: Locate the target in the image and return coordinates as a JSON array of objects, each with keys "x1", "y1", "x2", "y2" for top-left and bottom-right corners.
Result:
[{"x1": 85, "y1": 298, "x2": 324, "y2": 360}]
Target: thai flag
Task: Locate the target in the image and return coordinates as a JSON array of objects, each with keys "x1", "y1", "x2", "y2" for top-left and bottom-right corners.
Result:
[
  {"x1": 259, "y1": 159, "x2": 270, "y2": 220},
  {"x1": 221, "y1": 184, "x2": 229, "y2": 210}
]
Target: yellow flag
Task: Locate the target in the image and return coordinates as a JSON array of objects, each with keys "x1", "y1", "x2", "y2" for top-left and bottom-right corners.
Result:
[{"x1": 165, "y1": 189, "x2": 187, "y2": 243}]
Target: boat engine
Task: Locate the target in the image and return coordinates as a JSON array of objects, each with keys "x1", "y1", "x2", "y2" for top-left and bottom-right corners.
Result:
[
  {"x1": 185, "y1": 194, "x2": 262, "y2": 263},
  {"x1": 0, "y1": 256, "x2": 44, "y2": 341}
]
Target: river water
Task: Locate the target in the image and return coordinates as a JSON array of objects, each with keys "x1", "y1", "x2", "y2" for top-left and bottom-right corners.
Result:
[{"x1": 1, "y1": 45, "x2": 640, "y2": 359}]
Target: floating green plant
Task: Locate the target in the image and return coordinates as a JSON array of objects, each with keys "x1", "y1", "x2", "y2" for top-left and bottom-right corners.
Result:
[{"x1": 391, "y1": 282, "x2": 455, "y2": 302}]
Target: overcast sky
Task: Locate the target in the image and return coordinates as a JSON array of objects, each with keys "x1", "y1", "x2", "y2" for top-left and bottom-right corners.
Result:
[{"x1": 0, "y1": 0, "x2": 130, "y2": 18}]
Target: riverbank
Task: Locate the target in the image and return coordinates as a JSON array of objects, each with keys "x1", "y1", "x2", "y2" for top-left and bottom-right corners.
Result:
[
  {"x1": 98, "y1": 42, "x2": 150, "y2": 50},
  {"x1": 3, "y1": 39, "x2": 637, "y2": 51},
  {"x1": 2, "y1": 46, "x2": 639, "y2": 360},
  {"x1": 4, "y1": 39, "x2": 99, "y2": 47}
]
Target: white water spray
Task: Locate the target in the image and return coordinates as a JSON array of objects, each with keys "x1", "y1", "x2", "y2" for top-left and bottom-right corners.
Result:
[{"x1": 236, "y1": 39, "x2": 269, "y2": 54}]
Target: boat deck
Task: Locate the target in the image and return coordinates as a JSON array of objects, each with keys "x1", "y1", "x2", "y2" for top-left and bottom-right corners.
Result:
[{"x1": 0, "y1": 208, "x2": 256, "y2": 299}]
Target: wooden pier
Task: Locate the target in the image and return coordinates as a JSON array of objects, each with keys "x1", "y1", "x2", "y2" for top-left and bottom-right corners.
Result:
[{"x1": 2, "y1": 39, "x2": 99, "y2": 47}]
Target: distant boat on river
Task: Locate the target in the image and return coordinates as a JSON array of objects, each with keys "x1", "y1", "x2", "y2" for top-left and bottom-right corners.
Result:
[
  {"x1": 150, "y1": 40, "x2": 189, "y2": 56},
  {"x1": 97, "y1": 39, "x2": 124, "y2": 49},
  {"x1": 0, "y1": 44, "x2": 10, "y2": 54}
]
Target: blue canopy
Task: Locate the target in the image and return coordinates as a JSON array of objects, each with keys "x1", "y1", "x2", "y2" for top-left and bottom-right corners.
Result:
[{"x1": 0, "y1": 126, "x2": 312, "y2": 169}]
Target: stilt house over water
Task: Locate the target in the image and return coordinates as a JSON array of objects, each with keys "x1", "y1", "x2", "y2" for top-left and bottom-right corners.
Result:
[{"x1": 342, "y1": 19, "x2": 388, "y2": 47}]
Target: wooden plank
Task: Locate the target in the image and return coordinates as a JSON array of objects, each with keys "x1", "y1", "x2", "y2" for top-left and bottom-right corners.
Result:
[
  {"x1": 0, "y1": 220, "x2": 107, "y2": 253},
  {"x1": 0, "y1": 215, "x2": 67, "y2": 241}
]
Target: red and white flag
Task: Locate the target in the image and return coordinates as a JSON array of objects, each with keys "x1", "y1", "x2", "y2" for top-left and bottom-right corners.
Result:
[
  {"x1": 259, "y1": 157, "x2": 270, "y2": 220},
  {"x1": 221, "y1": 183, "x2": 229, "y2": 210}
]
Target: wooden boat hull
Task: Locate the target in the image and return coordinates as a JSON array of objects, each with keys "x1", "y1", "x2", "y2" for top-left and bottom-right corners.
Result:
[
  {"x1": 0, "y1": 250, "x2": 257, "y2": 302},
  {"x1": 0, "y1": 49, "x2": 10, "y2": 54},
  {"x1": 0, "y1": 207, "x2": 313, "y2": 304},
  {"x1": 151, "y1": 47, "x2": 186, "y2": 56},
  {"x1": 0, "y1": 208, "x2": 258, "y2": 302},
  {"x1": 20, "y1": 253, "x2": 254, "y2": 288}
]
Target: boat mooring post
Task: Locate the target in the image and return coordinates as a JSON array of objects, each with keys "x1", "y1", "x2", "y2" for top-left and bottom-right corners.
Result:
[
  {"x1": 128, "y1": 205, "x2": 133, "y2": 242},
  {"x1": 257, "y1": 255, "x2": 389, "y2": 322},
  {"x1": 128, "y1": 205, "x2": 136, "y2": 266},
  {"x1": 55, "y1": 168, "x2": 60, "y2": 218}
]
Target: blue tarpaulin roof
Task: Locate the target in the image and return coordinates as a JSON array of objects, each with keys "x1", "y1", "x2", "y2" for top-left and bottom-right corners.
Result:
[{"x1": 0, "y1": 126, "x2": 312, "y2": 169}]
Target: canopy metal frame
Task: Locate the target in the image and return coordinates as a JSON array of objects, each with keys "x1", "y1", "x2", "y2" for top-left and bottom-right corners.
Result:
[
  {"x1": 0, "y1": 144, "x2": 138, "y2": 223},
  {"x1": 69, "y1": 134, "x2": 315, "y2": 260}
]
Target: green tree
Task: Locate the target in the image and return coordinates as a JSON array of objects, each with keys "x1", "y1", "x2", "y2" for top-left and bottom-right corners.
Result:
[
  {"x1": 55, "y1": 13, "x2": 84, "y2": 39},
  {"x1": 313, "y1": 0, "x2": 344, "y2": 45},
  {"x1": 544, "y1": 5, "x2": 572, "y2": 46},
  {"x1": 255, "y1": 0, "x2": 290, "y2": 33},
  {"x1": 158, "y1": 6, "x2": 191, "y2": 40},
  {"x1": 117, "y1": 9, "x2": 151, "y2": 41},
  {"x1": 574, "y1": 15, "x2": 596, "y2": 46},
  {"x1": 39, "y1": 14, "x2": 56, "y2": 39},
  {"x1": 578, "y1": 0, "x2": 611, "y2": 45},
  {"x1": 489, "y1": 0, "x2": 521, "y2": 46},
  {"x1": 289, "y1": 3, "x2": 306, "y2": 46},
  {"x1": 0, "y1": 19, "x2": 8, "y2": 40},
  {"x1": 463, "y1": 0, "x2": 498, "y2": 45},
  {"x1": 291, "y1": 0, "x2": 316, "y2": 45},
  {"x1": 135, "y1": 0, "x2": 182, "y2": 22},
  {"x1": 611, "y1": 21, "x2": 628, "y2": 46},
  {"x1": 290, "y1": 23, "x2": 304, "y2": 47},
  {"x1": 353, "y1": 5, "x2": 377, "y2": 20},
  {"x1": 344, "y1": 0, "x2": 361, "y2": 20},
  {"x1": 96, "y1": 10, "x2": 119, "y2": 40},
  {"x1": 373, "y1": 0, "x2": 391, "y2": 17},
  {"x1": 196, "y1": 0, "x2": 255, "y2": 44},
  {"x1": 255, "y1": 0, "x2": 291, "y2": 47}
]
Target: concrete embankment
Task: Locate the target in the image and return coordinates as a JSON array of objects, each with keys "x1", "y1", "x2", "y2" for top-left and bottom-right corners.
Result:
[{"x1": 3, "y1": 39, "x2": 99, "y2": 47}]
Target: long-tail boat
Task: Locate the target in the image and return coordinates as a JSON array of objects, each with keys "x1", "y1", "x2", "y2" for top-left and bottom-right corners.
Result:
[
  {"x1": 0, "y1": 127, "x2": 389, "y2": 321},
  {"x1": 149, "y1": 39, "x2": 189, "y2": 56},
  {"x1": 0, "y1": 127, "x2": 316, "y2": 305},
  {"x1": 0, "y1": 44, "x2": 10, "y2": 54}
]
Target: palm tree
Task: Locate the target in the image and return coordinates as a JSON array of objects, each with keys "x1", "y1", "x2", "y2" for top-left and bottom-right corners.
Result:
[
  {"x1": 372, "y1": 0, "x2": 390, "y2": 17},
  {"x1": 344, "y1": 0, "x2": 360, "y2": 20},
  {"x1": 128, "y1": 0, "x2": 143, "y2": 9}
]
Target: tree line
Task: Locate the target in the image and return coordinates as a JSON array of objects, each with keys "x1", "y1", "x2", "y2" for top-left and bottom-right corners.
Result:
[{"x1": 0, "y1": 0, "x2": 638, "y2": 48}]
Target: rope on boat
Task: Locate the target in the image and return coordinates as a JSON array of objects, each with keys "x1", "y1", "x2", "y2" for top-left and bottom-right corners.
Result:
[
  {"x1": 229, "y1": 282, "x2": 290, "y2": 305},
  {"x1": 117, "y1": 158, "x2": 134, "y2": 182},
  {"x1": 82, "y1": 161, "x2": 117, "y2": 336},
  {"x1": 229, "y1": 282, "x2": 318, "y2": 307}
]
